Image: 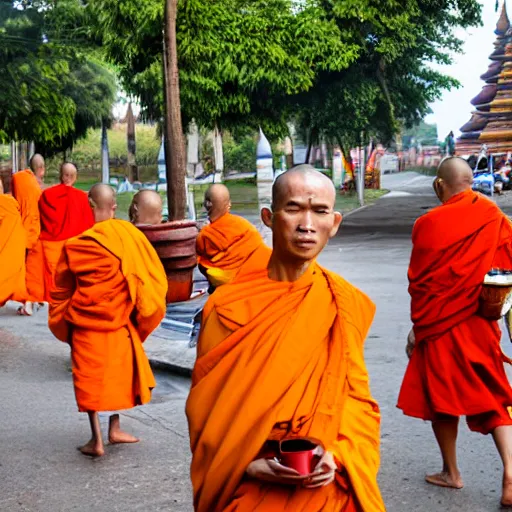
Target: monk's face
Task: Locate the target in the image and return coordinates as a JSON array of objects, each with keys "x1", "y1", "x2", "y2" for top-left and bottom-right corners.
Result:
[
  {"x1": 263, "y1": 174, "x2": 342, "y2": 264},
  {"x1": 60, "y1": 168, "x2": 76, "y2": 186}
]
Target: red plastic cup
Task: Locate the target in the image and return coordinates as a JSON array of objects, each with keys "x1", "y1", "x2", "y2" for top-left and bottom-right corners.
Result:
[{"x1": 279, "y1": 438, "x2": 319, "y2": 475}]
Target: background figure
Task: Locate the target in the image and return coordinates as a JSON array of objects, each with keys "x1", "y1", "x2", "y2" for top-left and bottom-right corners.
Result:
[
  {"x1": 398, "y1": 157, "x2": 512, "y2": 508},
  {"x1": 129, "y1": 190, "x2": 163, "y2": 225},
  {"x1": 49, "y1": 184, "x2": 167, "y2": 457}
]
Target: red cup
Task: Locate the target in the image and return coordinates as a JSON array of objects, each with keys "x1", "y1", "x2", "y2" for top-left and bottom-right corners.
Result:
[{"x1": 279, "y1": 438, "x2": 319, "y2": 475}]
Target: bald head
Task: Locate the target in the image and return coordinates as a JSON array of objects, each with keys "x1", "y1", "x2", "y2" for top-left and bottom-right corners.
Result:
[
  {"x1": 272, "y1": 165, "x2": 336, "y2": 210},
  {"x1": 88, "y1": 183, "x2": 117, "y2": 223},
  {"x1": 29, "y1": 154, "x2": 45, "y2": 181},
  {"x1": 204, "y1": 184, "x2": 231, "y2": 222},
  {"x1": 434, "y1": 157, "x2": 474, "y2": 203},
  {"x1": 60, "y1": 162, "x2": 78, "y2": 187},
  {"x1": 129, "y1": 190, "x2": 163, "y2": 225},
  {"x1": 262, "y1": 165, "x2": 342, "y2": 272}
]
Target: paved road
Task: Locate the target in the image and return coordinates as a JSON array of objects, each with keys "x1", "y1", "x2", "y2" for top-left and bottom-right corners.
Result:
[{"x1": 0, "y1": 172, "x2": 510, "y2": 511}]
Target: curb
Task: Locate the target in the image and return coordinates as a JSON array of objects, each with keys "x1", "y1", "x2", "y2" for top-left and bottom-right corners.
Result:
[
  {"x1": 343, "y1": 204, "x2": 370, "y2": 218},
  {"x1": 149, "y1": 358, "x2": 192, "y2": 378}
]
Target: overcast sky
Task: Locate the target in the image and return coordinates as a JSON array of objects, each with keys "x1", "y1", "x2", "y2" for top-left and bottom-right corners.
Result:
[{"x1": 425, "y1": 0, "x2": 501, "y2": 139}]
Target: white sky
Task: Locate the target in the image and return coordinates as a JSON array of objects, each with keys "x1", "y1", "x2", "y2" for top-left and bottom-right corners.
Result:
[{"x1": 425, "y1": 0, "x2": 503, "y2": 139}]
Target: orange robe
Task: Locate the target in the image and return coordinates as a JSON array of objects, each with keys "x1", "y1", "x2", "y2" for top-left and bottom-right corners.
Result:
[
  {"x1": 49, "y1": 219, "x2": 167, "y2": 412},
  {"x1": 397, "y1": 190, "x2": 512, "y2": 434},
  {"x1": 186, "y1": 262, "x2": 384, "y2": 512},
  {"x1": 39, "y1": 184, "x2": 94, "y2": 301},
  {"x1": 0, "y1": 195, "x2": 27, "y2": 305},
  {"x1": 11, "y1": 169, "x2": 44, "y2": 302},
  {"x1": 196, "y1": 213, "x2": 269, "y2": 287}
]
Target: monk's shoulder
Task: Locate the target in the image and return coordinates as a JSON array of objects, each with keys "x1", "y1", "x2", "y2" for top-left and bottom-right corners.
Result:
[{"x1": 0, "y1": 194, "x2": 20, "y2": 213}]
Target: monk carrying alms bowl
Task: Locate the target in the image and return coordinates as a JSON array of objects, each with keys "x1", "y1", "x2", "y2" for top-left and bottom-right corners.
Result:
[{"x1": 478, "y1": 269, "x2": 512, "y2": 320}]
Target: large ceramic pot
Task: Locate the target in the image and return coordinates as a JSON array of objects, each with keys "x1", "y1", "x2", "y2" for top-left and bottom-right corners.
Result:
[{"x1": 138, "y1": 220, "x2": 198, "y2": 304}]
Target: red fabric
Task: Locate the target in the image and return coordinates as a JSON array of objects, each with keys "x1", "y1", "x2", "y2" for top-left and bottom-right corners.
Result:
[
  {"x1": 397, "y1": 190, "x2": 512, "y2": 433},
  {"x1": 39, "y1": 184, "x2": 94, "y2": 242}
]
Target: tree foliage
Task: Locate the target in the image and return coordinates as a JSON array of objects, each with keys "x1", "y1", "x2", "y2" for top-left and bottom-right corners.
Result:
[{"x1": 0, "y1": 0, "x2": 116, "y2": 154}]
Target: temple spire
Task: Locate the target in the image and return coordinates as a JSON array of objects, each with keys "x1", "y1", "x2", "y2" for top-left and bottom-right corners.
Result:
[{"x1": 496, "y1": 1, "x2": 510, "y2": 36}]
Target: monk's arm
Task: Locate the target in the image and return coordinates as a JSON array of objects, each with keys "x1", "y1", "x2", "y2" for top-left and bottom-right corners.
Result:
[{"x1": 48, "y1": 249, "x2": 76, "y2": 343}]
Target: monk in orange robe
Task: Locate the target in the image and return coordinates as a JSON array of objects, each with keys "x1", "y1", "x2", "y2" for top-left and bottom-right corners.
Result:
[
  {"x1": 196, "y1": 184, "x2": 270, "y2": 291},
  {"x1": 49, "y1": 184, "x2": 167, "y2": 457},
  {"x1": 0, "y1": 177, "x2": 27, "y2": 306},
  {"x1": 186, "y1": 165, "x2": 384, "y2": 512},
  {"x1": 397, "y1": 157, "x2": 512, "y2": 507},
  {"x1": 11, "y1": 153, "x2": 46, "y2": 315},
  {"x1": 39, "y1": 163, "x2": 94, "y2": 301},
  {"x1": 129, "y1": 189, "x2": 163, "y2": 225}
]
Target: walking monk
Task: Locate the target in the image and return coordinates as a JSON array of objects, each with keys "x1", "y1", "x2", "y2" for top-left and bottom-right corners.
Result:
[
  {"x1": 129, "y1": 189, "x2": 163, "y2": 225},
  {"x1": 186, "y1": 166, "x2": 385, "y2": 512},
  {"x1": 11, "y1": 154, "x2": 46, "y2": 315},
  {"x1": 397, "y1": 157, "x2": 512, "y2": 507},
  {"x1": 49, "y1": 184, "x2": 167, "y2": 457},
  {"x1": 196, "y1": 184, "x2": 269, "y2": 290},
  {"x1": 0, "y1": 177, "x2": 27, "y2": 306},
  {"x1": 39, "y1": 163, "x2": 94, "y2": 301}
]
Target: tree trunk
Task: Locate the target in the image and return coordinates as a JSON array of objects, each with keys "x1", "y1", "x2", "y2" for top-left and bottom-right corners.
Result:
[
  {"x1": 127, "y1": 102, "x2": 138, "y2": 181},
  {"x1": 163, "y1": 0, "x2": 187, "y2": 221},
  {"x1": 304, "y1": 127, "x2": 318, "y2": 164},
  {"x1": 18, "y1": 142, "x2": 27, "y2": 170}
]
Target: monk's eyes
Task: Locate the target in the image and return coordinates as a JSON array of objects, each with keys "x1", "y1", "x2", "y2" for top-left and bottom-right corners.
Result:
[
  {"x1": 285, "y1": 208, "x2": 300, "y2": 213},
  {"x1": 314, "y1": 210, "x2": 329, "y2": 215}
]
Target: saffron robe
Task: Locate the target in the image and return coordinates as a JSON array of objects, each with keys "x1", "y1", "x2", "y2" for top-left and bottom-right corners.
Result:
[
  {"x1": 397, "y1": 190, "x2": 512, "y2": 434},
  {"x1": 0, "y1": 195, "x2": 27, "y2": 305},
  {"x1": 11, "y1": 169, "x2": 44, "y2": 302},
  {"x1": 186, "y1": 263, "x2": 384, "y2": 512},
  {"x1": 196, "y1": 213, "x2": 268, "y2": 287},
  {"x1": 49, "y1": 219, "x2": 167, "y2": 412},
  {"x1": 39, "y1": 184, "x2": 94, "y2": 301}
]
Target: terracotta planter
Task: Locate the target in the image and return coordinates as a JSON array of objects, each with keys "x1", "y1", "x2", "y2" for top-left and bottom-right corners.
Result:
[{"x1": 138, "y1": 220, "x2": 198, "y2": 304}]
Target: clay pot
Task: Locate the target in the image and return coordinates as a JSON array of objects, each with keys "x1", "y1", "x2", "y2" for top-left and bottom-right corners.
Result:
[{"x1": 138, "y1": 220, "x2": 198, "y2": 304}]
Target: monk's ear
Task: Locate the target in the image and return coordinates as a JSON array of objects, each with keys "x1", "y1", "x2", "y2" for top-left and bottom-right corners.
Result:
[
  {"x1": 261, "y1": 207, "x2": 273, "y2": 228},
  {"x1": 329, "y1": 212, "x2": 343, "y2": 238}
]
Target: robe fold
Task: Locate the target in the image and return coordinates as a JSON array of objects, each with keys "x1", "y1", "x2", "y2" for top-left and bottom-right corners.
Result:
[
  {"x1": 186, "y1": 263, "x2": 384, "y2": 512},
  {"x1": 49, "y1": 219, "x2": 167, "y2": 412},
  {"x1": 397, "y1": 189, "x2": 512, "y2": 433},
  {"x1": 39, "y1": 184, "x2": 94, "y2": 301},
  {"x1": 11, "y1": 169, "x2": 44, "y2": 302},
  {"x1": 0, "y1": 195, "x2": 27, "y2": 306},
  {"x1": 196, "y1": 213, "x2": 269, "y2": 286}
]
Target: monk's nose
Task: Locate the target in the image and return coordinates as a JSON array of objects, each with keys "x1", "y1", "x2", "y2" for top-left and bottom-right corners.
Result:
[{"x1": 297, "y1": 211, "x2": 315, "y2": 232}]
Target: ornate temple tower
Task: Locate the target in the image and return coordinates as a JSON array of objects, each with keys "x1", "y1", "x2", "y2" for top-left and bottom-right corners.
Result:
[{"x1": 456, "y1": 3, "x2": 512, "y2": 155}]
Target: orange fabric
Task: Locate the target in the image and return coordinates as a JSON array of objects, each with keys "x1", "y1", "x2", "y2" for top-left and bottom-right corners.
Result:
[
  {"x1": 11, "y1": 169, "x2": 42, "y2": 250},
  {"x1": 49, "y1": 219, "x2": 167, "y2": 412},
  {"x1": 39, "y1": 184, "x2": 94, "y2": 241},
  {"x1": 25, "y1": 240, "x2": 45, "y2": 303},
  {"x1": 397, "y1": 190, "x2": 512, "y2": 433},
  {"x1": 39, "y1": 184, "x2": 94, "y2": 301},
  {"x1": 196, "y1": 213, "x2": 268, "y2": 286},
  {"x1": 41, "y1": 240, "x2": 65, "y2": 302},
  {"x1": 0, "y1": 195, "x2": 27, "y2": 305},
  {"x1": 186, "y1": 263, "x2": 384, "y2": 512}
]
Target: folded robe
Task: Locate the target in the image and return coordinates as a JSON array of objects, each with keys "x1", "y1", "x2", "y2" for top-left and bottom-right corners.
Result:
[
  {"x1": 0, "y1": 195, "x2": 27, "y2": 305},
  {"x1": 397, "y1": 189, "x2": 512, "y2": 432},
  {"x1": 39, "y1": 184, "x2": 94, "y2": 301},
  {"x1": 11, "y1": 169, "x2": 44, "y2": 302},
  {"x1": 49, "y1": 219, "x2": 167, "y2": 412},
  {"x1": 196, "y1": 213, "x2": 268, "y2": 286},
  {"x1": 186, "y1": 263, "x2": 384, "y2": 512}
]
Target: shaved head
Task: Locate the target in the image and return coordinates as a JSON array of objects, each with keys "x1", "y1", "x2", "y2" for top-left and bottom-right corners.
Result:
[
  {"x1": 88, "y1": 183, "x2": 117, "y2": 223},
  {"x1": 204, "y1": 184, "x2": 231, "y2": 222},
  {"x1": 129, "y1": 190, "x2": 163, "y2": 225},
  {"x1": 434, "y1": 157, "x2": 474, "y2": 203},
  {"x1": 262, "y1": 164, "x2": 342, "y2": 277},
  {"x1": 60, "y1": 162, "x2": 78, "y2": 187},
  {"x1": 29, "y1": 153, "x2": 45, "y2": 181},
  {"x1": 272, "y1": 165, "x2": 336, "y2": 210}
]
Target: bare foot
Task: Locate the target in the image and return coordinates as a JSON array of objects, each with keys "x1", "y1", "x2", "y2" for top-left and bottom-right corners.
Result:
[
  {"x1": 108, "y1": 414, "x2": 139, "y2": 444},
  {"x1": 425, "y1": 472, "x2": 464, "y2": 489},
  {"x1": 78, "y1": 439, "x2": 104, "y2": 457},
  {"x1": 501, "y1": 478, "x2": 512, "y2": 507},
  {"x1": 109, "y1": 431, "x2": 140, "y2": 444}
]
